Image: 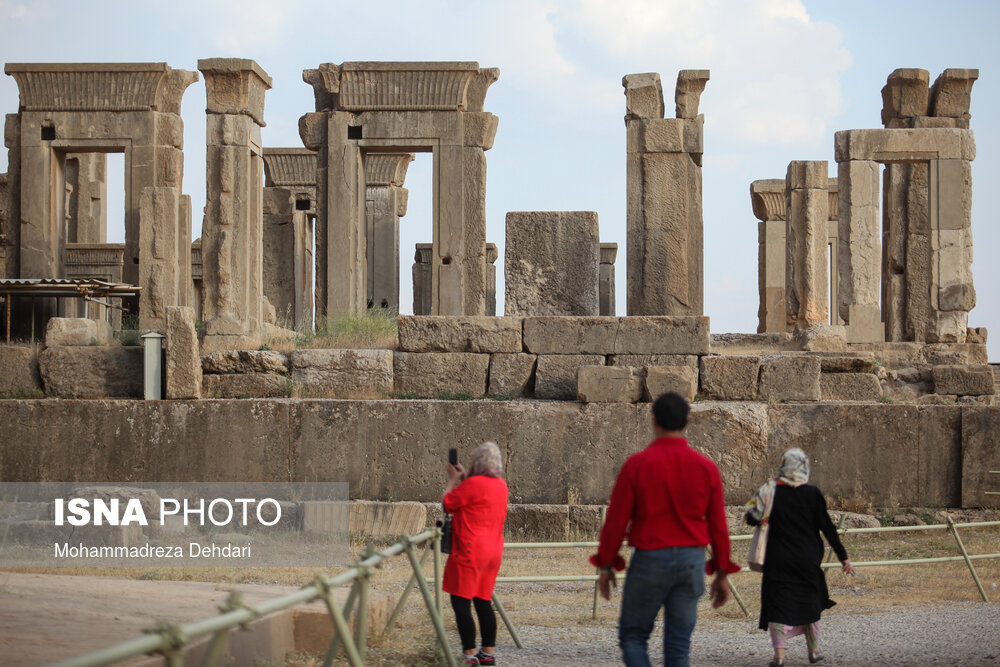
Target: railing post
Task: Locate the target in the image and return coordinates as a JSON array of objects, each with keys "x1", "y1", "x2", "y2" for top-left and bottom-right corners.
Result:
[
  {"x1": 824, "y1": 513, "x2": 847, "y2": 563},
  {"x1": 491, "y1": 592, "x2": 524, "y2": 649},
  {"x1": 147, "y1": 621, "x2": 186, "y2": 667},
  {"x1": 322, "y1": 580, "x2": 360, "y2": 667},
  {"x1": 402, "y1": 536, "x2": 458, "y2": 667},
  {"x1": 947, "y1": 515, "x2": 990, "y2": 602},
  {"x1": 316, "y1": 575, "x2": 365, "y2": 667},
  {"x1": 383, "y1": 546, "x2": 431, "y2": 634},
  {"x1": 433, "y1": 523, "x2": 444, "y2": 616},
  {"x1": 592, "y1": 505, "x2": 606, "y2": 620},
  {"x1": 356, "y1": 546, "x2": 376, "y2": 658},
  {"x1": 706, "y1": 544, "x2": 749, "y2": 617}
]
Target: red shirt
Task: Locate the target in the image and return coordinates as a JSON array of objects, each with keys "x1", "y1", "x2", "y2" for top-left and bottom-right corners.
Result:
[
  {"x1": 594, "y1": 436, "x2": 740, "y2": 575},
  {"x1": 443, "y1": 474, "x2": 508, "y2": 599}
]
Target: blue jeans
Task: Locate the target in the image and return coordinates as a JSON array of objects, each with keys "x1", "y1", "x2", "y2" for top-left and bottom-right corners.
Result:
[{"x1": 619, "y1": 546, "x2": 706, "y2": 667}]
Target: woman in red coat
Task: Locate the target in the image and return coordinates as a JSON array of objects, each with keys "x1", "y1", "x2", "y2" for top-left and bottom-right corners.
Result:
[{"x1": 443, "y1": 441, "x2": 509, "y2": 666}]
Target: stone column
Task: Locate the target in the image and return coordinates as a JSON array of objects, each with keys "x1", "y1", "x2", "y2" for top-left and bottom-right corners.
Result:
[
  {"x1": 504, "y1": 211, "x2": 600, "y2": 316},
  {"x1": 486, "y1": 243, "x2": 498, "y2": 316},
  {"x1": 624, "y1": 70, "x2": 709, "y2": 316},
  {"x1": 199, "y1": 58, "x2": 272, "y2": 341},
  {"x1": 827, "y1": 181, "x2": 842, "y2": 325},
  {"x1": 3, "y1": 114, "x2": 20, "y2": 279},
  {"x1": 836, "y1": 157, "x2": 882, "y2": 343},
  {"x1": 599, "y1": 242, "x2": 617, "y2": 316},
  {"x1": 785, "y1": 161, "x2": 830, "y2": 330},
  {"x1": 750, "y1": 179, "x2": 787, "y2": 333},
  {"x1": 365, "y1": 153, "x2": 413, "y2": 311},
  {"x1": 64, "y1": 152, "x2": 107, "y2": 243},
  {"x1": 412, "y1": 243, "x2": 433, "y2": 315}
]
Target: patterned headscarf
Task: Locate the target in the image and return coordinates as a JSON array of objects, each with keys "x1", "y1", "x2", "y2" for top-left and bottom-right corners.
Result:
[
  {"x1": 777, "y1": 448, "x2": 810, "y2": 487},
  {"x1": 745, "y1": 448, "x2": 811, "y2": 523}
]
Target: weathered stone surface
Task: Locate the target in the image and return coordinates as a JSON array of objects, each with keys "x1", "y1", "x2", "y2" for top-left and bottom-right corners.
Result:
[
  {"x1": 820, "y1": 373, "x2": 882, "y2": 401},
  {"x1": 504, "y1": 211, "x2": 600, "y2": 317},
  {"x1": 298, "y1": 501, "x2": 349, "y2": 534},
  {"x1": 165, "y1": 306, "x2": 200, "y2": 400},
  {"x1": 688, "y1": 402, "x2": 769, "y2": 500},
  {"x1": 393, "y1": 352, "x2": 488, "y2": 398},
  {"x1": 506, "y1": 504, "x2": 569, "y2": 541},
  {"x1": 622, "y1": 72, "x2": 664, "y2": 120},
  {"x1": 784, "y1": 162, "x2": 830, "y2": 330},
  {"x1": 826, "y1": 511, "x2": 881, "y2": 529},
  {"x1": 350, "y1": 500, "x2": 426, "y2": 538},
  {"x1": 699, "y1": 356, "x2": 760, "y2": 401},
  {"x1": 535, "y1": 355, "x2": 605, "y2": 400},
  {"x1": 837, "y1": 159, "x2": 882, "y2": 343},
  {"x1": 917, "y1": 405, "x2": 963, "y2": 507},
  {"x1": 569, "y1": 504, "x2": 603, "y2": 538},
  {"x1": 610, "y1": 354, "x2": 697, "y2": 369},
  {"x1": 880, "y1": 68, "x2": 929, "y2": 126},
  {"x1": 397, "y1": 316, "x2": 521, "y2": 353},
  {"x1": 929, "y1": 68, "x2": 979, "y2": 119},
  {"x1": 38, "y1": 347, "x2": 142, "y2": 398},
  {"x1": 835, "y1": 128, "x2": 975, "y2": 162},
  {"x1": 488, "y1": 353, "x2": 536, "y2": 398},
  {"x1": 961, "y1": 407, "x2": 1000, "y2": 507},
  {"x1": 0, "y1": 346, "x2": 42, "y2": 396},
  {"x1": 523, "y1": 316, "x2": 709, "y2": 355},
  {"x1": 644, "y1": 365, "x2": 698, "y2": 402},
  {"x1": 674, "y1": 69, "x2": 710, "y2": 119},
  {"x1": 577, "y1": 366, "x2": 642, "y2": 403},
  {"x1": 203, "y1": 373, "x2": 288, "y2": 398},
  {"x1": 932, "y1": 365, "x2": 994, "y2": 396},
  {"x1": 759, "y1": 356, "x2": 821, "y2": 402},
  {"x1": 44, "y1": 317, "x2": 112, "y2": 347},
  {"x1": 819, "y1": 354, "x2": 876, "y2": 373},
  {"x1": 202, "y1": 350, "x2": 289, "y2": 375},
  {"x1": 710, "y1": 333, "x2": 797, "y2": 354},
  {"x1": 291, "y1": 349, "x2": 394, "y2": 398}
]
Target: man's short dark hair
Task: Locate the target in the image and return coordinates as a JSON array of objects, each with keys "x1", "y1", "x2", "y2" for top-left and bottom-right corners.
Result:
[{"x1": 652, "y1": 392, "x2": 689, "y2": 431}]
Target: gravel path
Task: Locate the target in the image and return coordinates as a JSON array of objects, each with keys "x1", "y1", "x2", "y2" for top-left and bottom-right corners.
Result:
[{"x1": 488, "y1": 601, "x2": 1000, "y2": 665}]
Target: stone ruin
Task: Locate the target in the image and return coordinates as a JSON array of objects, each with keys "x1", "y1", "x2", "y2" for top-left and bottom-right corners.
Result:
[{"x1": 0, "y1": 60, "x2": 997, "y2": 510}]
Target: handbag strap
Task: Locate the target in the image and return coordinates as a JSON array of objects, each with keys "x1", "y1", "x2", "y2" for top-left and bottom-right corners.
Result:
[{"x1": 761, "y1": 479, "x2": 777, "y2": 523}]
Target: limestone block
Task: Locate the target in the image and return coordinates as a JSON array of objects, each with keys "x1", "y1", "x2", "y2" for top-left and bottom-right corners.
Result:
[
  {"x1": 291, "y1": 349, "x2": 394, "y2": 398},
  {"x1": 165, "y1": 306, "x2": 201, "y2": 399},
  {"x1": 688, "y1": 402, "x2": 769, "y2": 500},
  {"x1": 202, "y1": 350, "x2": 289, "y2": 375},
  {"x1": 709, "y1": 333, "x2": 797, "y2": 354},
  {"x1": 930, "y1": 68, "x2": 978, "y2": 119},
  {"x1": 622, "y1": 73, "x2": 664, "y2": 120},
  {"x1": 644, "y1": 365, "x2": 698, "y2": 402},
  {"x1": 44, "y1": 318, "x2": 113, "y2": 347},
  {"x1": 350, "y1": 500, "x2": 426, "y2": 538},
  {"x1": 397, "y1": 316, "x2": 522, "y2": 353},
  {"x1": 505, "y1": 504, "x2": 569, "y2": 541},
  {"x1": 785, "y1": 166, "x2": 830, "y2": 329},
  {"x1": 504, "y1": 212, "x2": 600, "y2": 317},
  {"x1": 0, "y1": 346, "x2": 42, "y2": 396},
  {"x1": 923, "y1": 343, "x2": 989, "y2": 366},
  {"x1": 38, "y1": 347, "x2": 142, "y2": 398},
  {"x1": 962, "y1": 408, "x2": 1000, "y2": 507},
  {"x1": 569, "y1": 505, "x2": 603, "y2": 538},
  {"x1": 535, "y1": 354, "x2": 605, "y2": 400},
  {"x1": 202, "y1": 373, "x2": 288, "y2": 398},
  {"x1": 523, "y1": 317, "x2": 709, "y2": 355},
  {"x1": 819, "y1": 355, "x2": 876, "y2": 373},
  {"x1": 759, "y1": 356, "x2": 821, "y2": 402},
  {"x1": 675, "y1": 70, "x2": 710, "y2": 119},
  {"x1": 880, "y1": 68, "x2": 929, "y2": 126},
  {"x1": 626, "y1": 117, "x2": 703, "y2": 154},
  {"x1": 198, "y1": 58, "x2": 272, "y2": 124},
  {"x1": 786, "y1": 160, "x2": 828, "y2": 191},
  {"x1": 793, "y1": 324, "x2": 847, "y2": 352},
  {"x1": 393, "y1": 352, "x2": 488, "y2": 398},
  {"x1": 299, "y1": 501, "x2": 350, "y2": 534},
  {"x1": 932, "y1": 365, "x2": 994, "y2": 396},
  {"x1": 466, "y1": 67, "x2": 500, "y2": 113},
  {"x1": 577, "y1": 366, "x2": 642, "y2": 403},
  {"x1": 488, "y1": 353, "x2": 536, "y2": 398},
  {"x1": 820, "y1": 373, "x2": 882, "y2": 401},
  {"x1": 615, "y1": 316, "x2": 711, "y2": 355},
  {"x1": 699, "y1": 355, "x2": 761, "y2": 401},
  {"x1": 834, "y1": 128, "x2": 975, "y2": 162},
  {"x1": 610, "y1": 354, "x2": 697, "y2": 370}
]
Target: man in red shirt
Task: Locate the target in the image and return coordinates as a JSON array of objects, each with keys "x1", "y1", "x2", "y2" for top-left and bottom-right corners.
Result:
[{"x1": 591, "y1": 392, "x2": 740, "y2": 667}]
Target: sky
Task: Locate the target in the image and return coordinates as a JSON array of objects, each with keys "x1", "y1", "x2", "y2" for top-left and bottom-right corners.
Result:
[{"x1": 0, "y1": 0, "x2": 997, "y2": 360}]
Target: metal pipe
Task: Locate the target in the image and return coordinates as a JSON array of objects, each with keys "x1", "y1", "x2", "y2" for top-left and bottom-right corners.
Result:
[
  {"x1": 322, "y1": 581, "x2": 359, "y2": 667},
  {"x1": 948, "y1": 515, "x2": 990, "y2": 602},
  {"x1": 592, "y1": 505, "x2": 606, "y2": 620},
  {"x1": 403, "y1": 539, "x2": 458, "y2": 667},
  {"x1": 492, "y1": 592, "x2": 524, "y2": 649},
  {"x1": 383, "y1": 546, "x2": 431, "y2": 634},
  {"x1": 434, "y1": 524, "x2": 443, "y2": 615}
]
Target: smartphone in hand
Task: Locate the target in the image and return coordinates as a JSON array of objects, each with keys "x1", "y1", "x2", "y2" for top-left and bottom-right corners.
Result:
[{"x1": 448, "y1": 448, "x2": 458, "y2": 466}]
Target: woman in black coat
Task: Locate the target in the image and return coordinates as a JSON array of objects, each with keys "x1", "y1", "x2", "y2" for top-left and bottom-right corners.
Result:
[{"x1": 746, "y1": 448, "x2": 856, "y2": 666}]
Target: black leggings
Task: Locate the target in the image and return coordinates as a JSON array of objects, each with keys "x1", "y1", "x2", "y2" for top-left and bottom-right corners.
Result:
[{"x1": 450, "y1": 594, "x2": 497, "y2": 651}]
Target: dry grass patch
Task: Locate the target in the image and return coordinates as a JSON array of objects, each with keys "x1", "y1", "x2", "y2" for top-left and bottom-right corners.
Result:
[{"x1": 266, "y1": 308, "x2": 399, "y2": 352}]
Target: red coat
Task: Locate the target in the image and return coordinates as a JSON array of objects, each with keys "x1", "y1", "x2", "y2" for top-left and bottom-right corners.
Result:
[{"x1": 442, "y1": 474, "x2": 508, "y2": 600}]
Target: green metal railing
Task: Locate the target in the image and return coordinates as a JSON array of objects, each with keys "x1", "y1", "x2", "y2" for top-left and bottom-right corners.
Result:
[
  {"x1": 49, "y1": 528, "x2": 453, "y2": 667},
  {"x1": 48, "y1": 518, "x2": 1000, "y2": 666}
]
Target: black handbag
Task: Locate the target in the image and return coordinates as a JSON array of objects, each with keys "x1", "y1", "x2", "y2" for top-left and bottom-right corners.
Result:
[{"x1": 439, "y1": 512, "x2": 453, "y2": 554}]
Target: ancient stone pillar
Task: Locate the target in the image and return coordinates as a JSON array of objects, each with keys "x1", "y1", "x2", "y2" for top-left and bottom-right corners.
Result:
[
  {"x1": 364, "y1": 153, "x2": 413, "y2": 311},
  {"x1": 750, "y1": 179, "x2": 787, "y2": 333},
  {"x1": 199, "y1": 58, "x2": 272, "y2": 341},
  {"x1": 412, "y1": 243, "x2": 433, "y2": 315},
  {"x1": 486, "y1": 243, "x2": 498, "y2": 316},
  {"x1": 836, "y1": 158, "x2": 882, "y2": 343},
  {"x1": 64, "y1": 153, "x2": 107, "y2": 243},
  {"x1": 785, "y1": 161, "x2": 829, "y2": 330},
  {"x1": 504, "y1": 211, "x2": 600, "y2": 316},
  {"x1": 826, "y1": 181, "x2": 841, "y2": 325},
  {"x1": 624, "y1": 70, "x2": 709, "y2": 316},
  {"x1": 599, "y1": 243, "x2": 617, "y2": 316}
]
